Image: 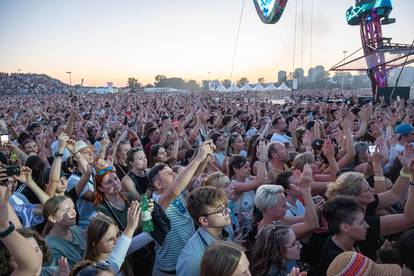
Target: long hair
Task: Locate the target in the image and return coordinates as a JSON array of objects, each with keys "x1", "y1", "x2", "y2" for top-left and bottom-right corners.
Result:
[
  {"x1": 84, "y1": 214, "x2": 118, "y2": 261},
  {"x1": 94, "y1": 170, "x2": 129, "y2": 207},
  {"x1": 200, "y1": 241, "x2": 244, "y2": 276},
  {"x1": 42, "y1": 196, "x2": 69, "y2": 236},
  {"x1": 228, "y1": 155, "x2": 247, "y2": 179},
  {"x1": 250, "y1": 223, "x2": 291, "y2": 276}
]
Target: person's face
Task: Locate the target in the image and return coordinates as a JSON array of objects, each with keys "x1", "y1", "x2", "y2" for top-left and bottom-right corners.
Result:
[
  {"x1": 50, "y1": 198, "x2": 77, "y2": 227},
  {"x1": 118, "y1": 143, "x2": 131, "y2": 162},
  {"x1": 34, "y1": 133, "x2": 44, "y2": 146},
  {"x1": 235, "y1": 161, "x2": 250, "y2": 178},
  {"x1": 156, "y1": 147, "x2": 167, "y2": 163},
  {"x1": 231, "y1": 252, "x2": 252, "y2": 276},
  {"x1": 23, "y1": 141, "x2": 38, "y2": 154},
  {"x1": 284, "y1": 229, "x2": 302, "y2": 261},
  {"x1": 150, "y1": 129, "x2": 161, "y2": 143},
  {"x1": 268, "y1": 193, "x2": 288, "y2": 220},
  {"x1": 231, "y1": 135, "x2": 245, "y2": 152},
  {"x1": 132, "y1": 150, "x2": 147, "y2": 170},
  {"x1": 154, "y1": 166, "x2": 177, "y2": 191},
  {"x1": 81, "y1": 147, "x2": 95, "y2": 164},
  {"x1": 215, "y1": 135, "x2": 226, "y2": 150},
  {"x1": 277, "y1": 118, "x2": 287, "y2": 131},
  {"x1": 96, "y1": 224, "x2": 119, "y2": 254},
  {"x1": 344, "y1": 211, "x2": 369, "y2": 241},
  {"x1": 200, "y1": 203, "x2": 232, "y2": 228},
  {"x1": 275, "y1": 143, "x2": 289, "y2": 162},
  {"x1": 55, "y1": 176, "x2": 68, "y2": 193},
  {"x1": 357, "y1": 180, "x2": 375, "y2": 205},
  {"x1": 99, "y1": 172, "x2": 122, "y2": 195}
]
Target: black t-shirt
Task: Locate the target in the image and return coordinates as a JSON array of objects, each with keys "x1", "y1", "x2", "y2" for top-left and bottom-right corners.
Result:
[
  {"x1": 316, "y1": 216, "x2": 381, "y2": 274},
  {"x1": 127, "y1": 171, "x2": 149, "y2": 194},
  {"x1": 366, "y1": 194, "x2": 380, "y2": 217},
  {"x1": 318, "y1": 237, "x2": 344, "y2": 274},
  {"x1": 115, "y1": 163, "x2": 129, "y2": 181},
  {"x1": 356, "y1": 215, "x2": 381, "y2": 260}
]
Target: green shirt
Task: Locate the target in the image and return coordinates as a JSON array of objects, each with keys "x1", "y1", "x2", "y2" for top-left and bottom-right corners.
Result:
[{"x1": 45, "y1": 225, "x2": 86, "y2": 267}]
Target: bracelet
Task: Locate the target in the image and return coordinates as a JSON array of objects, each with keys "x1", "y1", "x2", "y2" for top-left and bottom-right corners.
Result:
[
  {"x1": 374, "y1": 176, "x2": 385, "y2": 181},
  {"x1": 409, "y1": 182, "x2": 414, "y2": 186},
  {"x1": 0, "y1": 222, "x2": 15, "y2": 238},
  {"x1": 400, "y1": 169, "x2": 411, "y2": 178},
  {"x1": 54, "y1": 152, "x2": 64, "y2": 158}
]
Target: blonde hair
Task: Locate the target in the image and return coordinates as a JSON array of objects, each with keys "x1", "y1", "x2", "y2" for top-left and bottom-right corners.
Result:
[
  {"x1": 325, "y1": 172, "x2": 365, "y2": 199},
  {"x1": 203, "y1": 172, "x2": 230, "y2": 189},
  {"x1": 255, "y1": 184, "x2": 285, "y2": 211},
  {"x1": 292, "y1": 152, "x2": 314, "y2": 171}
]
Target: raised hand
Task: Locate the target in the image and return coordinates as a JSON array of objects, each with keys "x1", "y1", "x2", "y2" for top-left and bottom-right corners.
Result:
[
  {"x1": 322, "y1": 139, "x2": 335, "y2": 159},
  {"x1": 195, "y1": 141, "x2": 215, "y2": 162},
  {"x1": 13, "y1": 166, "x2": 32, "y2": 184},
  {"x1": 0, "y1": 184, "x2": 12, "y2": 228},
  {"x1": 125, "y1": 200, "x2": 141, "y2": 237},
  {"x1": 257, "y1": 140, "x2": 268, "y2": 163},
  {"x1": 368, "y1": 146, "x2": 384, "y2": 164},
  {"x1": 55, "y1": 257, "x2": 70, "y2": 276},
  {"x1": 297, "y1": 163, "x2": 313, "y2": 191},
  {"x1": 398, "y1": 143, "x2": 414, "y2": 168},
  {"x1": 339, "y1": 117, "x2": 352, "y2": 130},
  {"x1": 65, "y1": 139, "x2": 77, "y2": 153}
]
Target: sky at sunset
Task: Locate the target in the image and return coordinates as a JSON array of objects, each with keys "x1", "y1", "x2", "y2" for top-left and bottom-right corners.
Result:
[{"x1": 1, "y1": 0, "x2": 413, "y2": 87}]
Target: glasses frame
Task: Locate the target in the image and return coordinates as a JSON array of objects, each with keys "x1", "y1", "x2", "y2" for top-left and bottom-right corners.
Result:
[{"x1": 201, "y1": 206, "x2": 229, "y2": 217}]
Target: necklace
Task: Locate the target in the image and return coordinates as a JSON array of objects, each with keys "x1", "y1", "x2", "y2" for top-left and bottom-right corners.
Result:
[{"x1": 107, "y1": 198, "x2": 125, "y2": 210}]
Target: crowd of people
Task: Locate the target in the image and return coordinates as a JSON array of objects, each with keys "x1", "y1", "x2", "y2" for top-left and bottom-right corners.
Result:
[
  {"x1": 0, "y1": 74, "x2": 414, "y2": 276},
  {"x1": 0, "y1": 73, "x2": 70, "y2": 95}
]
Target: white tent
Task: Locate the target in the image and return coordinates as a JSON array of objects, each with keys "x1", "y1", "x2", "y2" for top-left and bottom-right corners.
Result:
[
  {"x1": 277, "y1": 82, "x2": 291, "y2": 91},
  {"x1": 216, "y1": 83, "x2": 227, "y2": 92},
  {"x1": 240, "y1": 83, "x2": 252, "y2": 91},
  {"x1": 253, "y1": 83, "x2": 264, "y2": 92},
  {"x1": 227, "y1": 83, "x2": 240, "y2": 92},
  {"x1": 265, "y1": 83, "x2": 277, "y2": 91}
]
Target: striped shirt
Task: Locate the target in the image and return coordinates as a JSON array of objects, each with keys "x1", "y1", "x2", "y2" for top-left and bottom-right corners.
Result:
[{"x1": 153, "y1": 193, "x2": 195, "y2": 272}]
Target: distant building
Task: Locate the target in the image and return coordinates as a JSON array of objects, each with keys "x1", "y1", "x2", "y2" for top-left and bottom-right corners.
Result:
[
  {"x1": 308, "y1": 65, "x2": 325, "y2": 82},
  {"x1": 278, "y1": 70, "x2": 287, "y2": 83},
  {"x1": 294, "y1": 68, "x2": 304, "y2": 80}
]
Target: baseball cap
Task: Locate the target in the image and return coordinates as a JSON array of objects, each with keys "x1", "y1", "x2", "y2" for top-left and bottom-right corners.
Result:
[{"x1": 394, "y1": 123, "x2": 414, "y2": 135}]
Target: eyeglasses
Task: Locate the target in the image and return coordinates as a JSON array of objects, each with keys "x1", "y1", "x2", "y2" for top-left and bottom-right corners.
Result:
[
  {"x1": 201, "y1": 206, "x2": 229, "y2": 217},
  {"x1": 102, "y1": 232, "x2": 120, "y2": 246},
  {"x1": 285, "y1": 239, "x2": 301, "y2": 249}
]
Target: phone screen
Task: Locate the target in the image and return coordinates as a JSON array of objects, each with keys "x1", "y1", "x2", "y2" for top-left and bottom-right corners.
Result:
[
  {"x1": 368, "y1": 145, "x2": 377, "y2": 154},
  {"x1": 0, "y1": 135, "x2": 9, "y2": 146}
]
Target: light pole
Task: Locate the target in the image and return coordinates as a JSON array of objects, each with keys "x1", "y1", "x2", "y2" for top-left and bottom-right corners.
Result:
[
  {"x1": 66, "y1": 71, "x2": 72, "y2": 86},
  {"x1": 341, "y1": 50, "x2": 347, "y2": 92}
]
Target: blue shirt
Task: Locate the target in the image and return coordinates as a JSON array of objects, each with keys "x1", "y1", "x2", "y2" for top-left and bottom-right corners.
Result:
[
  {"x1": 176, "y1": 226, "x2": 234, "y2": 276},
  {"x1": 9, "y1": 192, "x2": 44, "y2": 228}
]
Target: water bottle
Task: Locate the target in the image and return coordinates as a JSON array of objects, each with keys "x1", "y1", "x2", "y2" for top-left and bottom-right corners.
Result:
[{"x1": 140, "y1": 194, "x2": 154, "y2": 232}]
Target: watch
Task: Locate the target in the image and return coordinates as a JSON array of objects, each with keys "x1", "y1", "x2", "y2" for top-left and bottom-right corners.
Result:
[
  {"x1": 0, "y1": 221, "x2": 15, "y2": 238},
  {"x1": 54, "y1": 152, "x2": 64, "y2": 158}
]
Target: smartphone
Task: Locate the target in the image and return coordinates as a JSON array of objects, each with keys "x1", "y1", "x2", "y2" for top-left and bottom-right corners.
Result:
[
  {"x1": 312, "y1": 195, "x2": 324, "y2": 204},
  {"x1": 0, "y1": 135, "x2": 9, "y2": 146},
  {"x1": 199, "y1": 129, "x2": 207, "y2": 142},
  {"x1": 6, "y1": 166, "x2": 20, "y2": 177},
  {"x1": 368, "y1": 145, "x2": 377, "y2": 154},
  {"x1": 102, "y1": 131, "x2": 108, "y2": 140}
]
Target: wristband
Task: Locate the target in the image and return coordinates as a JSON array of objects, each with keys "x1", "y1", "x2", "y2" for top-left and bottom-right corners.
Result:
[
  {"x1": 400, "y1": 169, "x2": 411, "y2": 179},
  {"x1": 374, "y1": 176, "x2": 385, "y2": 181},
  {"x1": 54, "y1": 152, "x2": 64, "y2": 158},
  {"x1": 409, "y1": 182, "x2": 414, "y2": 186},
  {"x1": 0, "y1": 222, "x2": 15, "y2": 238}
]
